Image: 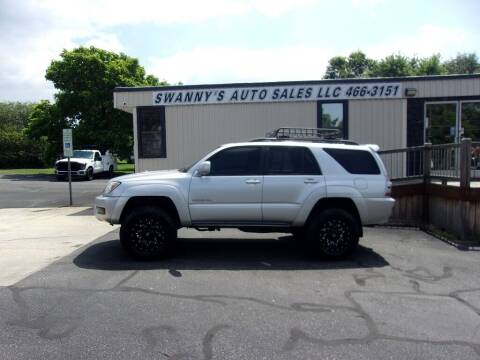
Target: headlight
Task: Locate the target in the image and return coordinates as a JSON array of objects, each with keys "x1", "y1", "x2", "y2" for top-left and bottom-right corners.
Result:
[
  {"x1": 103, "y1": 181, "x2": 121, "y2": 194},
  {"x1": 80, "y1": 163, "x2": 86, "y2": 170}
]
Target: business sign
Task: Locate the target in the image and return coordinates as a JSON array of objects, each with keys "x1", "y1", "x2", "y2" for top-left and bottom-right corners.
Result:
[
  {"x1": 63, "y1": 128, "x2": 73, "y2": 157},
  {"x1": 152, "y1": 82, "x2": 402, "y2": 106}
]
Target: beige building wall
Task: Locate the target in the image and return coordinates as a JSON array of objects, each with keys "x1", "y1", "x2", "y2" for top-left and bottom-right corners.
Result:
[
  {"x1": 137, "y1": 101, "x2": 316, "y2": 171},
  {"x1": 404, "y1": 77, "x2": 480, "y2": 98},
  {"x1": 348, "y1": 99, "x2": 407, "y2": 150}
]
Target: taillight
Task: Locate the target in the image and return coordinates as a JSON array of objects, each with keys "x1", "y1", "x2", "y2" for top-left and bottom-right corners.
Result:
[{"x1": 385, "y1": 175, "x2": 392, "y2": 196}]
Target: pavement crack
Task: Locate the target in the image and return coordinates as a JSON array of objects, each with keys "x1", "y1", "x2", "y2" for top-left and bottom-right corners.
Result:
[{"x1": 202, "y1": 324, "x2": 230, "y2": 360}]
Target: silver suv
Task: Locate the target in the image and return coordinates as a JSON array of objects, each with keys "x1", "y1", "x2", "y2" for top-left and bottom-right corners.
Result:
[{"x1": 95, "y1": 128, "x2": 394, "y2": 260}]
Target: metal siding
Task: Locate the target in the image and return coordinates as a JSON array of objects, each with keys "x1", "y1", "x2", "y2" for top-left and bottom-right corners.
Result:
[
  {"x1": 404, "y1": 78, "x2": 480, "y2": 98},
  {"x1": 348, "y1": 99, "x2": 406, "y2": 150},
  {"x1": 137, "y1": 102, "x2": 316, "y2": 171}
]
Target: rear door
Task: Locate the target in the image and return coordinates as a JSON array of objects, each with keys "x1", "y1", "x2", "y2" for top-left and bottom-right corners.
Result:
[{"x1": 262, "y1": 146, "x2": 325, "y2": 223}]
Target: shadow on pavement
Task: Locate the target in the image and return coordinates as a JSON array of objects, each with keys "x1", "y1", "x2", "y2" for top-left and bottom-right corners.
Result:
[
  {"x1": 0, "y1": 172, "x2": 131, "y2": 182},
  {"x1": 73, "y1": 236, "x2": 389, "y2": 271}
]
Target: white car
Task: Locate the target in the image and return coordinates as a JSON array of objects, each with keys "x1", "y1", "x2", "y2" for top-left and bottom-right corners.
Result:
[
  {"x1": 55, "y1": 150, "x2": 117, "y2": 181},
  {"x1": 95, "y1": 129, "x2": 394, "y2": 259}
]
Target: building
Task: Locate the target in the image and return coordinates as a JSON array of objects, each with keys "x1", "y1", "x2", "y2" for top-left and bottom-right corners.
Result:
[{"x1": 113, "y1": 74, "x2": 480, "y2": 172}]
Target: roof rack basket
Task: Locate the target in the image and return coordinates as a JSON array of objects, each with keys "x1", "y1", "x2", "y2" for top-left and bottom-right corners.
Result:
[{"x1": 267, "y1": 127, "x2": 342, "y2": 140}]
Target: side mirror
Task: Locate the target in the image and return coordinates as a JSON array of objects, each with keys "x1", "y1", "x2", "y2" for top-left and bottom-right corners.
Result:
[{"x1": 197, "y1": 161, "x2": 211, "y2": 176}]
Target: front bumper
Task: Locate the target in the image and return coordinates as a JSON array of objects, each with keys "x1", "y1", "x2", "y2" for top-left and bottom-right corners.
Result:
[
  {"x1": 94, "y1": 195, "x2": 128, "y2": 224},
  {"x1": 56, "y1": 170, "x2": 86, "y2": 177}
]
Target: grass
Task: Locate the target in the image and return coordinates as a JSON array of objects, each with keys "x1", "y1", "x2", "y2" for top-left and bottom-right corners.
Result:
[
  {"x1": 117, "y1": 162, "x2": 135, "y2": 173},
  {"x1": 0, "y1": 168, "x2": 54, "y2": 175},
  {"x1": 0, "y1": 162, "x2": 135, "y2": 176}
]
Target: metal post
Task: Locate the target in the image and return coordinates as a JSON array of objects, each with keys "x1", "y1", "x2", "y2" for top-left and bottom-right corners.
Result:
[
  {"x1": 423, "y1": 143, "x2": 432, "y2": 182},
  {"x1": 460, "y1": 138, "x2": 472, "y2": 189},
  {"x1": 67, "y1": 156, "x2": 72, "y2": 206}
]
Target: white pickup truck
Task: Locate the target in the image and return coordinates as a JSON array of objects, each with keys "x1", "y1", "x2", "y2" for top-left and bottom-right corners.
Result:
[{"x1": 55, "y1": 150, "x2": 117, "y2": 181}]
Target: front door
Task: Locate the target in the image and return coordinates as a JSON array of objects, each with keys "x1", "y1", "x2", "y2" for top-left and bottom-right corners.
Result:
[
  {"x1": 189, "y1": 146, "x2": 263, "y2": 223},
  {"x1": 425, "y1": 102, "x2": 458, "y2": 144}
]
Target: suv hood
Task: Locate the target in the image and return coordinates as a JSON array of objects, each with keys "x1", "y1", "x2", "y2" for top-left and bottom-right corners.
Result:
[{"x1": 113, "y1": 169, "x2": 188, "y2": 183}]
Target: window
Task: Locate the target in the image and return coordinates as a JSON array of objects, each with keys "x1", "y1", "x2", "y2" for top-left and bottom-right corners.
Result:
[
  {"x1": 94, "y1": 153, "x2": 102, "y2": 161},
  {"x1": 208, "y1": 146, "x2": 262, "y2": 176},
  {"x1": 265, "y1": 146, "x2": 321, "y2": 175},
  {"x1": 137, "y1": 107, "x2": 166, "y2": 158},
  {"x1": 318, "y1": 102, "x2": 347, "y2": 138},
  {"x1": 323, "y1": 148, "x2": 380, "y2": 175}
]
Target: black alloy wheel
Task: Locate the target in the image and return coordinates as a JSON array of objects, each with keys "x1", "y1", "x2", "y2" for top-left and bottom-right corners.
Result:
[
  {"x1": 306, "y1": 209, "x2": 359, "y2": 259},
  {"x1": 120, "y1": 207, "x2": 176, "y2": 259}
]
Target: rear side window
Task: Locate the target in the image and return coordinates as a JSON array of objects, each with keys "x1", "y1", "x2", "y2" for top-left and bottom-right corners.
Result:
[
  {"x1": 323, "y1": 148, "x2": 380, "y2": 175},
  {"x1": 208, "y1": 146, "x2": 262, "y2": 176},
  {"x1": 265, "y1": 146, "x2": 321, "y2": 175}
]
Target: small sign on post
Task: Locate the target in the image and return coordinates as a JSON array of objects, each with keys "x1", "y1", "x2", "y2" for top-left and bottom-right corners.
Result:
[{"x1": 62, "y1": 129, "x2": 73, "y2": 206}]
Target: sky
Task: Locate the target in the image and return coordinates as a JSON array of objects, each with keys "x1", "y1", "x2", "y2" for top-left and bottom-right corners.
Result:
[{"x1": 0, "y1": 0, "x2": 479, "y2": 102}]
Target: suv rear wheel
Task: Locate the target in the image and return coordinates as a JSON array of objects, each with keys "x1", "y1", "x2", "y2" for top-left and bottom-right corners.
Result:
[
  {"x1": 305, "y1": 208, "x2": 359, "y2": 259},
  {"x1": 120, "y1": 207, "x2": 177, "y2": 260}
]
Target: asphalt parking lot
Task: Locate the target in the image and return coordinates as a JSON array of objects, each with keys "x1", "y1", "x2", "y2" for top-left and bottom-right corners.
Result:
[
  {"x1": 1, "y1": 178, "x2": 480, "y2": 359},
  {"x1": 0, "y1": 174, "x2": 109, "y2": 208}
]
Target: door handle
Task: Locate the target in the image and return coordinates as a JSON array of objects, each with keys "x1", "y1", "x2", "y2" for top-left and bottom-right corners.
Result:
[
  {"x1": 304, "y1": 178, "x2": 319, "y2": 184},
  {"x1": 245, "y1": 179, "x2": 261, "y2": 184}
]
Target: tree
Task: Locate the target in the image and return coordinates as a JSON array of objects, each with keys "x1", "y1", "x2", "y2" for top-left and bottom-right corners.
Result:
[
  {"x1": 25, "y1": 100, "x2": 66, "y2": 164},
  {"x1": 323, "y1": 51, "x2": 375, "y2": 79},
  {"x1": 367, "y1": 54, "x2": 414, "y2": 77},
  {"x1": 0, "y1": 102, "x2": 35, "y2": 130},
  {"x1": 0, "y1": 102, "x2": 44, "y2": 168},
  {"x1": 415, "y1": 54, "x2": 446, "y2": 76},
  {"x1": 444, "y1": 53, "x2": 480, "y2": 74},
  {"x1": 44, "y1": 46, "x2": 165, "y2": 159}
]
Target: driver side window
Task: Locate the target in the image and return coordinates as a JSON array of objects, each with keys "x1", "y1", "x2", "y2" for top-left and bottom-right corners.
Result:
[
  {"x1": 208, "y1": 146, "x2": 262, "y2": 176},
  {"x1": 94, "y1": 153, "x2": 102, "y2": 161}
]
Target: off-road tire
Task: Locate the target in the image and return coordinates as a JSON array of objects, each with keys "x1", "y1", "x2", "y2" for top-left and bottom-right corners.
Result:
[
  {"x1": 86, "y1": 167, "x2": 94, "y2": 181},
  {"x1": 305, "y1": 208, "x2": 359, "y2": 259},
  {"x1": 120, "y1": 207, "x2": 177, "y2": 260}
]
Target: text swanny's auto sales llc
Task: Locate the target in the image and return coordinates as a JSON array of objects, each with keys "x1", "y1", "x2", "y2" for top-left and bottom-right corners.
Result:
[{"x1": 152, "y1": 83, "x2": 402, "y2": 106}]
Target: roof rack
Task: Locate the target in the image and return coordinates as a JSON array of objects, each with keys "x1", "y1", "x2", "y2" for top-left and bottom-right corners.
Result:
[{"x1": 250, "y1": 127, "x2": 358, "y2": 145}]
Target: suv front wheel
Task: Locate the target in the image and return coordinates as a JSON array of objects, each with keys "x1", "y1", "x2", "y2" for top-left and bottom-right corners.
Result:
[
  {"x1": 120, "y1": 207, "x2": 177, "y2": 260},
  {"x1": 305, "y1": 208, "x2": 359, "y2": 259}
]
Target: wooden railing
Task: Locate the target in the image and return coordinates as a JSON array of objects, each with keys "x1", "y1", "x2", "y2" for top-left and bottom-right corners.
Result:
[{"x1": 378, "y1": 138, "x2": 479, "y2": 189}]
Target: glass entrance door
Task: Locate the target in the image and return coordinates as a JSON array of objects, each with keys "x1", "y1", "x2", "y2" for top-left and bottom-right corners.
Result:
[
  {"x1": 461, "y1": 101, "x2": 480, "y2": 141},
  {"x1": 425, "y1": 102, "x2": 458, "y2": 144}
]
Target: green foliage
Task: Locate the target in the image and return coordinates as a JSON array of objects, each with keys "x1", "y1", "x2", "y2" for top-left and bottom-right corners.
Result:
[
  {"x1": 444, "y1": 53, "x2": 480, "y2": 74},
  {"x1": 414, "y1": 54, "x2": 446, "y2": 76},
  {"x1": 0, "y1": 102, "x2": 44, "y2": 168},
  {"x1": 0, "y1": 122, "x2": 46, "y2": 168},
  {"x1": 324, "y1": 51, "x2": 375, "y2": 79},
  {"x1": 0, "y1": 102, "x2": 35, "y2": 130},
  {"x1": 324, "y1": 52, "x2": 478, "y2": 79},
  {"x1": 45, "y1": 46, "x2": 166, "y2": 160},
  {"x1": 24, "y1": 100, "x2": 66, "y2": 165},
  {"x1": 367, "y1": 54, "x2": 415, "y2": 77}
]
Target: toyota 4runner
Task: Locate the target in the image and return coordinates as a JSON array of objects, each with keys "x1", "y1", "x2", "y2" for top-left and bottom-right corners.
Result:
[{"x1": 95, "y1": 128, "x2": 395, "y2": 260}]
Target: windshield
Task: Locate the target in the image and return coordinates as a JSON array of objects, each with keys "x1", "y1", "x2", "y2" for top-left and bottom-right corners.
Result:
[{"x1": 72, "y1": 150, "x2": 94, "y2": 159}]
